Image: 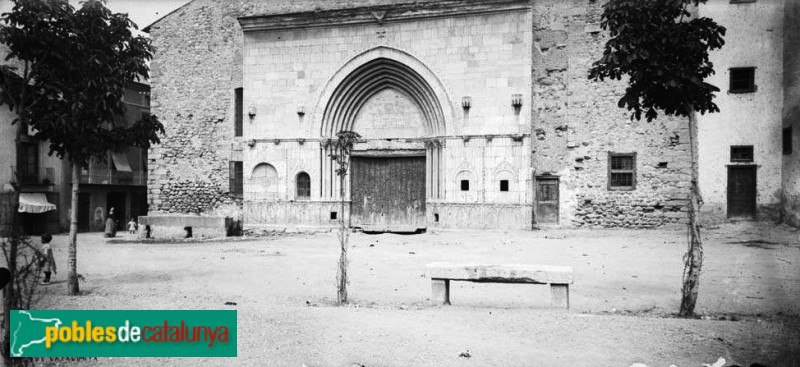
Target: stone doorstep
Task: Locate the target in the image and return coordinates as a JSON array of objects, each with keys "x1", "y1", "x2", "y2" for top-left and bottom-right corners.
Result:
[{"x1": 426, "y1": 262, "x2": 574, "y2": 284}]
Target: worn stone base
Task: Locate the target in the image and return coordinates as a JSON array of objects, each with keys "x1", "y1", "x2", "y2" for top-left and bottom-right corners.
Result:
[
  {"x1": 426, "y1": 202, "x2": 533, "y2": 230},
  {"x1": 137, "y1": 215, "x2": 240, "y2": 240}
]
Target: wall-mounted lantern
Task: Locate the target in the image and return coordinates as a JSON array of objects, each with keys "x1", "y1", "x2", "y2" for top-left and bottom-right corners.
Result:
[
  {"x1": 297, "y1": 105, "x2": 305, "y2": 116},
  {"x1": 511, "y1": 94, "x2": 523, "y2": 108},
  {"x1": 248, "y1": 104, "x2": 257, "y2": 119},
  {"x1": 247, "y1": 139, "x2": 255, "y2": 148},
  {"x1": 462, "y1": 96, "x2": 472, "y2": 110}
]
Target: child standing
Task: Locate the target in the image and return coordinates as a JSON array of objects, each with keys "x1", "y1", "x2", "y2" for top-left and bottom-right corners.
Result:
[
  {"x1": 39, "y1": 234, "x2": 56, "y2": 285},
  {"x1": 127, "y1": 218, "x2": 137, "y2": 234}
]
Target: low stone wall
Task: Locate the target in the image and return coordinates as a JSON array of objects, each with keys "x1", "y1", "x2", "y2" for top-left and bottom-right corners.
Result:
[
  {"x1": 427, "y1": 202, "x2": 532, "y2": 230},
  {"x1": 573, "y1": 196, "x2": 688, "y2": 228},
  {"x1": 243, "y1": 200, "x2": 346, "y2": 228},
  {"x1": 137, "y1": 215, "x2": 240, "y2": 240}
]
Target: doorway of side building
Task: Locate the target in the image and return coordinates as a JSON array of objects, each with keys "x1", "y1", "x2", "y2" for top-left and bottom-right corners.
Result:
[
  {"x1": 535, "y1": 176, "x2": 560, "y2": 225},
  {"x1": 727, "y1": 166, "x2": 756, "y2": 219},
  {"x1": 106, "y1": 192, "x2": 126, "y2": 231},
  {"x1": 350, "y1": 155, "x2": 426, "y2": 232},
  {"x1": 78, "y1": 193, "x2": 91, "y2": 232}
]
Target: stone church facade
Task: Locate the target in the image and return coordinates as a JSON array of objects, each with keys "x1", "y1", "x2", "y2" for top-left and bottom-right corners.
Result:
[{"x1": 143, "y1": 0, "x2": 705, "y2": 231}]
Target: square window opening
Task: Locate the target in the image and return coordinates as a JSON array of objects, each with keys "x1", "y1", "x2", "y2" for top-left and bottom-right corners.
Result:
[
  {"x1": 500, "y1": 180, "x2": 509, "y2": 192},
  {"x1": 731, "y1": 145, "x2": 754, "y2": 162},
  {"x1": 330, "y1": 211, "x2": 338, "y2": 220},
  {"x1": 460, "y1": 180, "x2": 470, "y2": 191},
  {"x1": 729, "y1": 67, "x2": 756, "y2": 93},
  {"x1": 608, "y1": 152, "x2": 636, "y2": 190}
]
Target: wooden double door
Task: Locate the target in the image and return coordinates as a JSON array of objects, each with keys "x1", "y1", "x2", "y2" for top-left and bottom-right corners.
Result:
[{"x1": 350, "y1": 155, "x2": 426, "y2": 232}]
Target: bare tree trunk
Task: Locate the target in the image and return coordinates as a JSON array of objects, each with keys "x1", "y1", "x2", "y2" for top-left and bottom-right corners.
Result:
[
  {"x1": 679, "y1": 112, "x2": 703, "y2": 317},
  {"x1": 336, "y1": 172, "x2": 348, "y2": 305},
  {"x1": 67, "y1": 163, "x2": 80, "y2": 295}
]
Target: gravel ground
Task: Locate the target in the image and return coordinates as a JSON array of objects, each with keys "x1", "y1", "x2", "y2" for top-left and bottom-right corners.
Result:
[{"x1": 29, "y1": 222, "x2": 800, "y2": 367}]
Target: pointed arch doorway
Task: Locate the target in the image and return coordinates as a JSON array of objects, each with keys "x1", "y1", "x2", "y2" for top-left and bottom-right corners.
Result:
[{"x1": 319, "y1": 54, "x2": 448, "y2": 232}]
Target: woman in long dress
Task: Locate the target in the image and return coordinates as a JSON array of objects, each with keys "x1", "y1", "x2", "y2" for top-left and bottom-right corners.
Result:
[{"x1": 104, "y1": 207, "x2": 117, "y2": 238}]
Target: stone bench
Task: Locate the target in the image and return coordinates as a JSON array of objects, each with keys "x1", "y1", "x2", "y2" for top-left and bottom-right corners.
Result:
[{"x1": 426, "y1": 262, "x2": 574, "y2": 309}]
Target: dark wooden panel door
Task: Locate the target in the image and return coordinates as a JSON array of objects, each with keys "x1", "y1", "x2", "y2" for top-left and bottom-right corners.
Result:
[
  {"x1": 728, "y1": 166, "x2": 756, "y2": 218},
  {"x1": 351, "y1": 156, "x2": 426, "y2": 232},
  {"x1": 535, "y1": 177, "x2": 559, "y2": 225}
]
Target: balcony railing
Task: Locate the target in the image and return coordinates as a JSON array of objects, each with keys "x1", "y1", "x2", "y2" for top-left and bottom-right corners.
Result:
[
  {"x1": 12, "y1": 166, "x2": 55, "y2": 186},
  {"x1": 78, "y1": 169, "x2": 146, "y2": 186}
]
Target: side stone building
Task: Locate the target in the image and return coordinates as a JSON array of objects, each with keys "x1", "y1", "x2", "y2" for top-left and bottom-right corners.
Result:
[{"x1": 143, "y1": 0, "x2": 797, "y2": 231}]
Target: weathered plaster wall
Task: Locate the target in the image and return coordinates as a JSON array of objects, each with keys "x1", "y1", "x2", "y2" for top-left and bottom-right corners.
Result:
[
  {"x1": 532, "y1": 0, "x2": 693, "y2": 228},
  {"x1": 697, "y1": 0, "x2": 785, "y2": 223},
  {"x1": 782, "y1": 0, "x2": 800, "y2": 227}
]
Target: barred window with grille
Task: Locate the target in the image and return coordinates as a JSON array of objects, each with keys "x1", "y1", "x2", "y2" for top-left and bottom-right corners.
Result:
[{"x1": 608, "y1": 152, "x2": 636, "y2": 190}]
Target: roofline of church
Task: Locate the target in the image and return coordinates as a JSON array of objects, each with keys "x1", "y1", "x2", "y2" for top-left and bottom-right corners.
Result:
[
  {"x1": 237, "y1": 0, "x2": 530, "y2": 32},
  {"x1": 142, "y1": 0, "x2": 199, "y2": 33}
]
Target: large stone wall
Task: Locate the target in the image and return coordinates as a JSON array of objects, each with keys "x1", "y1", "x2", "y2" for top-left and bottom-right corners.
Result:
[
  {"x1": 782, "y1": 0, "x2": 800, "y2": 227},
  {"x1": 531, "y1": 0, "x2": 693, "y2": 228},
  {"x1": 145, "y1": 0, "x2": 451, "y2": 219}
]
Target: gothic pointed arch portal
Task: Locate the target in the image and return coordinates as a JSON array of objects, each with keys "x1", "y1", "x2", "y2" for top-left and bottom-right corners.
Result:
[
  {"x1": 314, "y1": 46, "x2": 453, "y2": 138},
  {"x1": 321, "y1": 57, "x2": 445, "y2": 137},
  {"x1": 316, "y1": 47, "x2": 450, "y2": 231}
]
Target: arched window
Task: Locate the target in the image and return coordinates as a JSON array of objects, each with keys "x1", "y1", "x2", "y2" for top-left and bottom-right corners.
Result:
[
  {"x1": 296, "y1": 172, "x2": 311, "y2": 199},
  {"x1": 251, "y1": 163, "x2": 278, "y2": 199}
]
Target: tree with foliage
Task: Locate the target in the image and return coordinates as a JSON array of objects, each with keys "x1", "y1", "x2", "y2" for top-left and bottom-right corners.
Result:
[
  {"x1": 329, "y1": 130, "x2": 361, "y2": 305},
  {"x1": 0, "y1": 0, "x2": 164, "y2": 299},
  {"x1": 588, "y1": 0, "x2": 725, "y2": 316}
]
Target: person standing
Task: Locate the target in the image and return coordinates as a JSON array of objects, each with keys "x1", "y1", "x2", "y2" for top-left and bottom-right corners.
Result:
[
  {"x1": 104, "y1": 207, "x2": 117, "y2": 238},
  {"x1": 39, "y1": 234, "x2": 56, "y2": 285}
]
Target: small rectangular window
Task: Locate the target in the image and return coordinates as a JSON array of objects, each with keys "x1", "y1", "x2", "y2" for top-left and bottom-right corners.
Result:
[
  {"x1": 608, "y1": 152, "x2": 636, "y2": 190},
  {"x1": 330, "y1": 211, "x2": 338, "y2": 220},
  {"x1": 784, "y1": 127, "x2": 793, "y2": 155},
  {"x1": 229, "y1": 161, "x2": 243, "y2": 197},
  {"x1": 729, "y1": 67, "x2": 756, "y2": 93},
  {"x1": 500, "y1": 180, "x2": 509, "y2": 192},
  {"x1": 234, "y1": 88, "x2": 243, "y2": 137},
  {"x1": 731, "y1": 145, "x2": 754, "y2": 162},
  {"x1": 460, "y1": 180, "x2": 470, "y2": 191}
]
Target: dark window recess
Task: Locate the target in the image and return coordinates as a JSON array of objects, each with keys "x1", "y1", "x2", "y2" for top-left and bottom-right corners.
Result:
[
  {"x1": 296, "y1": 172, "x2": 311, "y2": 199},
  {"x1": 234, "y1": 88, "x2": 243, "y2": 137},
  {"x1": 330, "y1": 211, "x2": 338, "y2": 220},
  {"x1": 784, "y1": 127, "x2": 793, "y2": 155},
  {"x1": 731, "y1": 145, "x2": 754, "y2": 162},
  {"x1": 608, "y1": 152, "x2": 636, "y2": 189},
  {"x1": 500, "y1": 180, "x2": 509, "y2": 192},
  {"x1": 434, "y1": 213, "x2": 439, "y2": 222},
  {"x1": 460, "y1": 180, "x2": 470, "y2": 191},
  {"x1": 17, "y1": 143, "x2": 38, "y2": 184},
  {"x1": 229, "y1": 161, "x2": 243, "y2": 197},
  {"x1": 729, "y1": 67, "x2": 756, "y2": 93}
]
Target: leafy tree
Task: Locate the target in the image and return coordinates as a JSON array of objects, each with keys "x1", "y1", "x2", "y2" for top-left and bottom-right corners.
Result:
[
  {"x1": 329, "y1": 130, "x2": 361, "y2": 305},
  {"x1": 0, "y1": 0, "x2": 164, "y2": 298},
  {"x1": 588, "y1": 0, "x2": 725, "y2": 316}
]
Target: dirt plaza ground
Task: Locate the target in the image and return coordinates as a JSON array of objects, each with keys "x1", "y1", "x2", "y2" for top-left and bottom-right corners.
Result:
[{"x1": 34, "y1": 222, "x2": 800, "y2": 367}]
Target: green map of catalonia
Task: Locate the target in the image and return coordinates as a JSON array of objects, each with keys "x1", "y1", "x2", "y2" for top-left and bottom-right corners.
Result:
[{"x1": 11, "y1": 311, "x2": 62, "y2": 357}]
